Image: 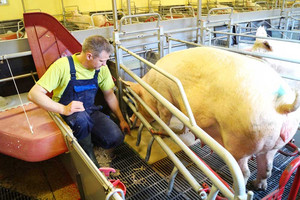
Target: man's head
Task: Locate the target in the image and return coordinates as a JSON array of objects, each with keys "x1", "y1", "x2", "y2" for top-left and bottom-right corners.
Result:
[{"x1": 82, "y1": 35, "x2": 113, "y2": 70}]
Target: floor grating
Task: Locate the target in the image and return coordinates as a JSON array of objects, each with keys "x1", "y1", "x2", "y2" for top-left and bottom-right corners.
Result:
[
  {"x1": 151, "y1": 143, "x2": 299, "y2": 200},
  {"x1": 108, "y1": 142, "x2": 299, "y2": 199},
  {"x1": 109, "y1": 143, "x2": 188, "y2": 200},
  {"x1": 0, "y1": 186, "x2": 33, "y2": 200}
]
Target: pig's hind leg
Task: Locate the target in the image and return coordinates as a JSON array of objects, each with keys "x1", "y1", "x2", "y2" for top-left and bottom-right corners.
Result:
[
  {"x1": 252, "y1": 149, "x2": 277, "y2": 190},
  {"x1": 237, "y1": 156, "x2": 251, "y2": 186}
]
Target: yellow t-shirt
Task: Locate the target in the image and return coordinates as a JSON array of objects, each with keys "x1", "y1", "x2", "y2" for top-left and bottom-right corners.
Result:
[{"x1": 37, "y1": 54, "x2": 115, "y2": 102}]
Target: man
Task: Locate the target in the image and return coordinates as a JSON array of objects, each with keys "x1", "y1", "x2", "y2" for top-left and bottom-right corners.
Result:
[{"x1": 28, "y1": 35, "x2": 130, "y2": 168}]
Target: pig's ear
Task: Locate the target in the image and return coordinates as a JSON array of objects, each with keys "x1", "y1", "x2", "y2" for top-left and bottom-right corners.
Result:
[
  {"x1": 262, "y1": 41, "x2": 273, "y2": 52},
  {"x1": 122, "y1": 80, "x2": 141, "y2": 95}
]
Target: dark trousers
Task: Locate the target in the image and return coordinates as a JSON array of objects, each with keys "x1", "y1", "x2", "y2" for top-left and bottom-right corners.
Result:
[{"x1": 62, "y1": 110, "x2": 124, "y2": 167}]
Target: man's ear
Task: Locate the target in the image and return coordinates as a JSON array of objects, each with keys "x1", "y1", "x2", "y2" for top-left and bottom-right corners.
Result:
[{"x1": 86, "y1": 52, "x2": 93, "y2": 60}]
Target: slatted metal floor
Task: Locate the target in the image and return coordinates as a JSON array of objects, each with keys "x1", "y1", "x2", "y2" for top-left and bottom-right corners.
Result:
[
  {"x1": 110, "y1": 142, "x2": 300, "y2": 200},
  {"x1": 109, "y1": 143, "x2": 189, "y2": 200},
  {"x1": 0, "y1": 187, "x2": 32, "y2": 200}
]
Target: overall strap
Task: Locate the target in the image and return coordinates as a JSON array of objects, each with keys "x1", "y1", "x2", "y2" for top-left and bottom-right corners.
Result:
[
  {"x1": 67, "y1": 56, "x2": 76, "y2": 80},
  {"x1": 94, "y1": 69, "x2": 100, "y2": 79}
]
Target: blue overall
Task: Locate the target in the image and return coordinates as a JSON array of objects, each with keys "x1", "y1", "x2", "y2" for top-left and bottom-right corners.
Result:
[{"x1": 59, "y1": 56, "x2": 124, "y2": 167}]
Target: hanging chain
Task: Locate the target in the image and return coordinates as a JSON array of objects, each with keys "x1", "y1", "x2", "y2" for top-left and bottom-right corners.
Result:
[{"x1": 5, "y1": 57, "x2": 34, "y2": 134}]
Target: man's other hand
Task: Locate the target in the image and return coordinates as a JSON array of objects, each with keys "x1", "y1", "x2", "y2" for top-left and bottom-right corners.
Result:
[{"x1": 64, "y1": 101, "x2": 85, "y2": 115}]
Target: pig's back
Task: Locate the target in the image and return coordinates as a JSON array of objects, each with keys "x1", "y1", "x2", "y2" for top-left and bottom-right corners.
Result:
[
  {"x1": 154, "y1": 47, "x2": 286, "y2": 106},
  {"x1": 150, "y1": 47, "x2": 292, "y2": 134}
]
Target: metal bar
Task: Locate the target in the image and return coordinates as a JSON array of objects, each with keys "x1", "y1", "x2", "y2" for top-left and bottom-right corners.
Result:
[
  {"x1": 121, "y1": 65, "x2": 247, "y2": 199},
  {"x1": 119, "y1": 13, "x2": 162, "y2": 32},
  {"x1": 158, "y1": 25, "x2": 164, "y2": 58},
  {"x1": 238, "y1": 26, "x2": 300, "y2": 35},
  {"x1": 168, "y1": 37, "x2": 203, "y2": 47},
  {"x1": 24, "y1": 9, "x2": 42, "y2": 13},
  {"x1": 120, "y1": 43, "x2": 187, "y2": 59},
  {"x1": 127, "y1": 0, "x2": 132, "y2": 24},
  {"x1": 164, "y1": 27, "x2": 198, "y2": 34},
  {"x1": 123, "y1": 95, "x2": 205, "y2": 197},
  {"x1": 21, "y1": 0, "x2": 26, "y2": 13},
  {"x1": 112, "y1": 0, "x2": 119, "y2": 31},
  {"x1": 49, "y1": 113, "x2": 124, "y2": 200},
  {"x1": 61, "y1": 0, "x2": 67, "y2": 27},
  {"x1": 290, "y1": 2, "x2": 300, "y2": 20},
  {"x1": 207, "y1": 185, "x2": 220, "y2": 199},
  {"x1": 145, "y1": 137, "x2": 155, "y2": 162},
  {"x1": 167, "y1": 167, "x2": 179, "y2": 195},
  {"x1": 119, "y1": 45, "x2": 197, "y2": 127},
  {"x1": 0, "y1": 51, "x2": 32, "y2": 59},
  {"x1": 268, "y1": 28, "x2": 300, "y2": 34},
  {"x1": 207, "y1": 7, "x2": 233, "y2": 23},
  {"x1": 119, "y1": 28, "x2": 159, "y2": 37},
  {"x1": 155, "y1": 136, "x2": 206, "y2": 197},
  {"x1": 196, "y1": 0, "x2": 202, "y2": 44},
  {"x1": 121, "y1": 41, "x2": 159, "y2": 49},
  {"x1": 168, "y1": 37, "x2": 300, "y2": 65},
  {"x1": 0, "y1": 72, "x2": 37, "y2": 83},
  {"x1": 210, "y1": 30, "x2": 300, "y2": 44}
]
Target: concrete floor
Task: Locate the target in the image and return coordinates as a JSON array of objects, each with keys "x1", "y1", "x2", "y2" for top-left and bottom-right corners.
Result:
[{"x1": 0, "y1": 153, "x2": 80, "y2": 200}]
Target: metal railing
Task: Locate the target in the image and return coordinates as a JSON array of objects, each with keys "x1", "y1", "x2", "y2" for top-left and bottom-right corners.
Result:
[
  {"x1": 50, "y1": 112, "x2": 125, "y2": 200},
  {"x1": 117, "y1": 45, "x2": 251, "y2": 199},
  {"x1": 169, "y1": 6, "x2": 195, "y2": 19}
]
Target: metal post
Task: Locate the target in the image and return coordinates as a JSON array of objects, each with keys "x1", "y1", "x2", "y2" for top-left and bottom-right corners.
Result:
[
  {"x1": 167, "y1": 34, "x2": 172, "y2": 54},
  {"x1": 200, "y1": 20, "x2": 206, "y2": 45},
  {"x1": 208, "y1": 29, "x2": 212, "y2": 46},
  {"x1": 61, "y1": 0, "x2": 67, "y2": 27},
  {"x1": 158, "y1": 26, "x2": 164, "y2": 58},
  {"x1": 111, "y1": 0, "x2": 125, "y2": 113},
  {"x1": 196, "y1": 0, "x2": 202, "y2": 44},
  {"x1": 283, "y1": 11, "x2": 290, "y2": 39},
  {"x1": 127, "y1": 0, "x2": 132, "y2": 24},
  {"x1": 21, "y1": 0, "x2": 26, "y2": 13},
  {"x1": 227, "y1": 19, "x2": 233, "y2": 48},
  {"x1": 237, "y1": 25, "x2": 241, "y2": 49},
  {"x1": 112, "y1": 0, "x2": 119, "y2": 31}
]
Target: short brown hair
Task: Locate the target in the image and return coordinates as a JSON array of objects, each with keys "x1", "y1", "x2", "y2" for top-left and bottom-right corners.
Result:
[{"x1": 82, "y1": 35, "x2": 112, "y2": 57}]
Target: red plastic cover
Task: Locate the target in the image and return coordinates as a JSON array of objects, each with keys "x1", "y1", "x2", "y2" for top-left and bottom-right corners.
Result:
[
  {"x1": 0, "y1": 103, "x2": 68, "y2": 162},
  {"x1": 24, "y1": 12, "x2": 82, "y2": 78}
]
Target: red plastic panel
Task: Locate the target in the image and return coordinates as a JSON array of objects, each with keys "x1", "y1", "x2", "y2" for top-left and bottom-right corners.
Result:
[
  {"x1": 0, "y1": 103, "x2": 68, "y2": 162},
  {"x1": 0, "y1": 12, "x2": 84, "y2": 162},
  {"x1": 23, "y1": 12, "x2": 82, "y2": 78}
]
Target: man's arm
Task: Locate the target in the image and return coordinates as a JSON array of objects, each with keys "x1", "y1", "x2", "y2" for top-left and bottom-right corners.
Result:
[
  {"x1": 28, "y1": 84, "x2": 85, "y2": 116},
  {"x1": 103, "y1": 89, "x2": 130, "y2": 134}
]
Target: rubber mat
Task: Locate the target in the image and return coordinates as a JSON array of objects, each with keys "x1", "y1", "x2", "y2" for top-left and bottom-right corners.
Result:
[
  {"x1": 151, "y1": 143, "x2": 300, "y2": 200},
  {"x1": 0, "y1": 186, "x2": 33, "y2": 200}
]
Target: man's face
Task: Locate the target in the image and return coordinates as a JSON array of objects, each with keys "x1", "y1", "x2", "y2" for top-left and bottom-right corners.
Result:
[{"x1": 88, "y1": 50, "x2": 110, "y2": 70}]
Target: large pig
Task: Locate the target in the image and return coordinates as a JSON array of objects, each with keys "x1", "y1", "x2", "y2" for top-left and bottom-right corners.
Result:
[
  {"x1": 250, "y1": 26, "x2": 300, "y2": 90},
  {"x1": 126, "y1": 47, "x2": 300, "y2": 190}
]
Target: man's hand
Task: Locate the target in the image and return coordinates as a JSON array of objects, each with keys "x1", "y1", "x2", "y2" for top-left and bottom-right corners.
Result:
[
  {"x1": 120, "y1": 120, "x2": 131, "y2": 135},
  {"x1": 63, "y1": 101, "x2": 85, "y2": 116}
]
